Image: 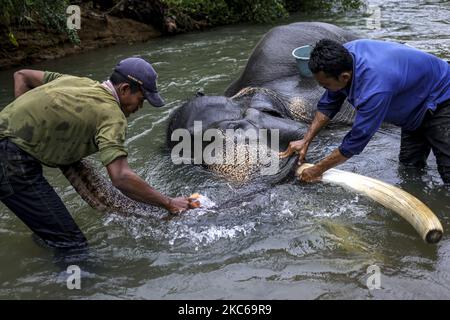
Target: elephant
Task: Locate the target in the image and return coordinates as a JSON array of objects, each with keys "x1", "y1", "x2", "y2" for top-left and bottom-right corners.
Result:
[
  {"x1": 58, "y1": 22, "x2": 444, "y2": 244},
  {"x1": 63, "y1": 22, "x2": 360, "y2": 216},
  {"x1": 166, "y1": 22, "x2": 359, "y2": 183},
  {"x1": 163, "y1": 22, "x2": 444, "y2": 243}
]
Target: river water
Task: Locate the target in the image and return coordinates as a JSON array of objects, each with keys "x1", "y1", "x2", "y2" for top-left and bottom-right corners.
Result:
[{"x1": 0, "y1": 0, "x2": 449, "y2": 299}]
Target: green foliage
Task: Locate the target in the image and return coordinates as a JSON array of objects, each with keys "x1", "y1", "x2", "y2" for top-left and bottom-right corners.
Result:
[
  {"x1": 0, "y1": 0, "x2": 364, "y2": 48},
  {"x1": 297, "y1": 0, "x2": 364, "y2": 13},
  {"x1": 8, "y1": 31, "x2": 19, "y2": 47},
  {"x1": 226, "y1": 0, "x2": 289, "y2": 23},
  {"x1": 161, "y1": 0, "x2": 363, "y2": 26},
  {"x1": 0, "y1": 0, "x2": 80, "y2": 45},
  {"x1": 163, "y1": 0, "x2": 229, "y2": 24},
  {"x1": 162, "y1": 0, "x2": 289, "y2": 25}
]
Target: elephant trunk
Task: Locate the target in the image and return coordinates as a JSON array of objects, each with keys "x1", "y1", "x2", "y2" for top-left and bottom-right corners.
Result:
[{"x1": 60, "y1": 160, "x2": 164, "y2": 219}]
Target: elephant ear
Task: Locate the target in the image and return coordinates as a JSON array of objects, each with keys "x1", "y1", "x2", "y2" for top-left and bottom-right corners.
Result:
[{"x1": 166, "y1": 104, "x2": 185, "y2": 148}]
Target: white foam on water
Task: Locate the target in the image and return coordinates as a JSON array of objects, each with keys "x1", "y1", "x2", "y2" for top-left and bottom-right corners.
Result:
[
  {"x1": 101, "y1": 194, "x2": 258, "y2": 247},
  {"x1": 168, "y1": 222, "x2": 257, "y2": 249}
]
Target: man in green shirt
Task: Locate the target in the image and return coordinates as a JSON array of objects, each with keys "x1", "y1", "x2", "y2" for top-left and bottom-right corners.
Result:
[{"x1": 0, "y1": 57, "x2": 195, "y2": 250}]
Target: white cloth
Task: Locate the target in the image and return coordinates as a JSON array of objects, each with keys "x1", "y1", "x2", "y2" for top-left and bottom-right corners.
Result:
[{"x1": 101, "y1": 80, "x2": 120, "y2": 104}]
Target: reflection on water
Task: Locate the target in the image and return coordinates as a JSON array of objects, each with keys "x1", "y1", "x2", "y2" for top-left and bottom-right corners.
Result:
[{"x1": 0, "y1": 0, "x2": 450, "y2": 299}]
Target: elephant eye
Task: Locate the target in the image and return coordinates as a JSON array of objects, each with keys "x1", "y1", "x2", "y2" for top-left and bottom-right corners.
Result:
[
  {"x1": 262, "y1": 109, "x2": 283, "y2": 118},
  {"x1": 227, "y1": 123, "x2": 240, "y2": 129}
]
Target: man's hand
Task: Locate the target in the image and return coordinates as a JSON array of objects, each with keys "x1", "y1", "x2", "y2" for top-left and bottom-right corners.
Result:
[
  {"x1": 297, "y1": 148, "x2": 349, "y2": 183},
  {"x1": 167, "y1": 197, "x2": 199, "y2": 214},
  {"x1": 297, "y1": 165, "x2": 323, "y2": 183},
  {"x1": 279, "y1": 139, "x2": 310, "y2": 164},
  {"x1": 279, "y1": 112, "x2": 330, "y2": 164}
]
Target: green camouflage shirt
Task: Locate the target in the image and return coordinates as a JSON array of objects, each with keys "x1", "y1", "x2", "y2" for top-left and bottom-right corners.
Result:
[{"x1": 0, "y1": 72, "x2": 128, "y2": 167}]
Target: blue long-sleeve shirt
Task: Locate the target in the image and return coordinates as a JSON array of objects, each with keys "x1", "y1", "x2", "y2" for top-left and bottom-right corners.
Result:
[{"x1": 317, "y1": 39, "x2": 450, "y2": 158}]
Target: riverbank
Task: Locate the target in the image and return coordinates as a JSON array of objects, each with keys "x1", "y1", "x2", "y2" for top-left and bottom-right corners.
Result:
[
  {"x1": 0, "y1": 0, "x2": 281, "y2": 70},
  {"x1": 0, "y1": 4, "x2": 161, "y2": 70},
  {"x1": 0, "y1": 0, "x2": 363, "y2": 70}
]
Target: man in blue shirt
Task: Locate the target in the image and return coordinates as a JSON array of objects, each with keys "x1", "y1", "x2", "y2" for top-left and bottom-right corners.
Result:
[{"x1": 280, "y1": 39, "x2": 450, "y2": 184}]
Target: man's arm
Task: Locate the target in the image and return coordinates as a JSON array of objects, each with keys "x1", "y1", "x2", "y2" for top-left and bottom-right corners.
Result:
[
  {"x1": 106, "y1": 156, "x2": 191, "y2": 214},
  {"x1": 300, "y1": 92, "x2": 393, "y2": 182},
  {"x1": 280, "y1": 88, "x2": 346, "y2": 161},
  {"x1": 279, "y1": 111, "x2": 330, "y2": 161},
  {"x1": 299, "y1": 148, "x2": 348, "y2": 182},
  {"x1": 13, "y1": 69, "x2": 45, "y2": 98}
]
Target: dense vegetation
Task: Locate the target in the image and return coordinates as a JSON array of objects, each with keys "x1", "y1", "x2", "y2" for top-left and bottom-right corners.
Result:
[
  {"x1": 0, "y1": 0, "x2": 363, "y2": 47},
  {"x1": 0, "y1": 0, "x2": 79, "y2": 45},
  {"x1": 163, "y1": 0, "x2": 363, "y2": 24}
]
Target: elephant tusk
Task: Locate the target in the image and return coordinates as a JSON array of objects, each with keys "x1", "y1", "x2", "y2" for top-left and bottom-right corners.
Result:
[{"x1": 297, "y1": 163, "x2": 443, "y2": 244}]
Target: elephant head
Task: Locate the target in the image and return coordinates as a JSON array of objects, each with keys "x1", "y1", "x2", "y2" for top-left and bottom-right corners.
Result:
[{"x1": 166, "y1": 22, "x2": 359, "y2": 183}]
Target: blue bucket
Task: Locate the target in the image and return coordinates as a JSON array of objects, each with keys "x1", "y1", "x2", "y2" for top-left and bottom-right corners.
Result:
[{"x1": 292, "y1": 45, "x2": 313, "y2": 78}]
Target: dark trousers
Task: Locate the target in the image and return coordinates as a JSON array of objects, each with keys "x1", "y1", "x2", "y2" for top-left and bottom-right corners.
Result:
[
  {"x1": 0, "y1": 139, "x2": 88, "y2": 249},
  {"x1": 399, "y1": 99, "x2": 450, "y2": 184}
]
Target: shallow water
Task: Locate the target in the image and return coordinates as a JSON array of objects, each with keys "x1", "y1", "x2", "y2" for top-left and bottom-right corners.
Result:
[{"x1": 0, "y1": 0, "x2": 450, "y2": 299}]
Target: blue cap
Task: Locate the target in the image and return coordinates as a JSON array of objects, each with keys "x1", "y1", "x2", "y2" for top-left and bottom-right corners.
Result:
[{"x1": 114, "y1": 57, "x2": 165, "y2": 107}]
